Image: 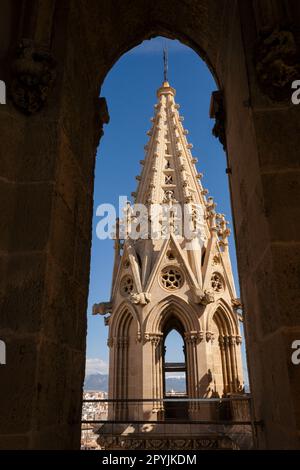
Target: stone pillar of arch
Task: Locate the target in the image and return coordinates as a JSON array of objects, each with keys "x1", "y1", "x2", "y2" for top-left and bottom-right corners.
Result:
[
  {"x1": 108, "y1": 305, "x2": 142, "y2": 421},
  {"x1": 209, "y1": 307, "x2": 243, "y2": 397},
  {"x1": 184, "y1": 332, "x2": 200, "y2": 416}
]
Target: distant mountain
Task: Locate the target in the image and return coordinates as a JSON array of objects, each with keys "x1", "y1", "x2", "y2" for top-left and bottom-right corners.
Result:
[
  {"x1": 164, "y1": 376, "x2": 187, "y2": 393},
  {"x1": 84, "y1": 374, "x2": 186, "y2": 392},
  {"x1": 84, "y1": 373, "x2": 108, "y2": 391},
  {"x1": 84, "y1": 373, "x2": 250, "y2": 394}
]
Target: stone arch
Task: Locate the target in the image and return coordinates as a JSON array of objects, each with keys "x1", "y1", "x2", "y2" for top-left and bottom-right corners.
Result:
[
  {"x1": 144, "y1": 295, "x2": 202, "y2": 410},
  {"x1": 110, "y1": 300, "x2": 141, "y2": 341},
  {"x1": 145, "y1": 295, "x2": 201, "y2": 336},
  {"x1": 108, "y1": 302, "x2": 141, "y2": 419},
  {"x1": 87, "y1": 6, "x2": 222, "y2": 92},
  {"x1": 206, "y1": 298, "x2": 239, "y2": 337},
  {"x1": 209, "y1": 301, "x2": 242, "y2": 394}
]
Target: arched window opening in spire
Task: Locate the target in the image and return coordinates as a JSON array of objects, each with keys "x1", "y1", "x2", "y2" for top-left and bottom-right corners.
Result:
[
  {"x1": 163, "y1": 328, "x2": 187, "y2": 396},
  {"x1": 163, "y1": 327, "x2": 188, "y2": 420}
]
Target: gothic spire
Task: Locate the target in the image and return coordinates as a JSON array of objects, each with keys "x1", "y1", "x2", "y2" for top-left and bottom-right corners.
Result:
[{"x1": 133, "y1": 81, "x2": 209, "y2": 213}]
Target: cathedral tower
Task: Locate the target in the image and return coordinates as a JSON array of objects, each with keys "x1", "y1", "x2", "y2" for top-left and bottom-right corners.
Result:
[{"x1": 94, "y1": 81, "x2": 244, "y2": 423}]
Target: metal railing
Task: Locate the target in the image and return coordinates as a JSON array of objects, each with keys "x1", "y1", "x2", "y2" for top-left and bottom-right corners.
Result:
[{"x1": 81, "y1": 395, "x2": 261, "y2": 447}]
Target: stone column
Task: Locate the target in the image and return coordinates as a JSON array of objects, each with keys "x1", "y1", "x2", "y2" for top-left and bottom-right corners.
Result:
[
  {"x1": 145, "y1": 333, "x2": 163, "y2": 416},
  {"x1": 224, "y1": 336, "x2": 233, "y2": 393},
  {"x1": 235, "y1": 335, "x2": 243, "y2": 390},
  {"x1": 228, "y1": 336, "x2": 238, "y2": 392},
  {"x1": 185, "y1": 334, "x2": 196, "y2": 415},
  {"x1": 219, "y1": 336, "x2": 228, "y2": 395},
  {"x1": 107, "y1": 337, "x2": 115, "y2": 420}
]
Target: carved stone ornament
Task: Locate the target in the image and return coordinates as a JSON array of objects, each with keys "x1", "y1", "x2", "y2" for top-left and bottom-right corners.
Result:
[
  {"x1": 200, "y1": 289, "x2": 215, "y2": 305},
  {"x1": 94, "y1": 96, "x2": 110, "y2": 148},
  {"x1": 209, "y1": 90, "x2": 226, "y2": 151},
  {"x1": 160, "y1": 266, "x2": 183, "y2": 290},
  {"x1": 212, "y1": 254, "x2": 221, "y2": 265},
  {"x1": 206, "y1": 331, "x2": 214, "y2": 342},
  {"x1": 231, "y1": 297, "x2": 243, "y2": 309},
  {"x1": 130, "y1": 292, "x2": 151, "y2": 305},
  {"x1": 144, "y1": 333, "x2": 163, "y2": 345},
  {"x1": 254, "y1": 27, "x2": 300, "y2": 101},
  {"x1": 92, "y1": 301, "x2": 112, "y2": 315},
  {"x1": 120, "y1": 275, "x2": 134, "y2": 297},
  {"x1": 11, "y1": 38, "x2": 56, "y2": 114},
  {"x1": 211, "y1": 273, "x2": 223, "y2": 292},
  {"x1": 184, "y1": 331, "x2": 204, "y2": 344},
  {"x1": 97, "y1": 434, "x2": 237, "y2": 450},
  {"x1": 235, "y1": 335, "x2": 242, "y2": 345}
]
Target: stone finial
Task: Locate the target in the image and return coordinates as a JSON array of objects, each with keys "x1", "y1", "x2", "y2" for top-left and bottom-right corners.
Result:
[
  {"x1": 206, "y1": 197, "x2": 217, "y2": 230},
  {"x1": 216, "y1": 213, "x2": 231, "y2": 244}
]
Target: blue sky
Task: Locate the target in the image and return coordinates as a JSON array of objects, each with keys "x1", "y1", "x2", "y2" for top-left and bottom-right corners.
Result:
[{"x1": 85, "y1": 37, "x2": 248, "y2": 384}]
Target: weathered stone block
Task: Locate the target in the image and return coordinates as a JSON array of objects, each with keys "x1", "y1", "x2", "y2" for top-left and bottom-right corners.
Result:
[
  {"x1": 271, "y1": 243, "x2": 300, "y2": 325},
  {"x1": 42, "y1": 259, "x2": 79, "y2": 347},
  {"x1": 0, "y1": 252, "x2": 46, "y2": 333},
  {"x1": 254, "y1": 107, "x2": 300, "y2": 172},
  {"x1": 49, "y1": 193, "x2": 75, "y2": 275},
  {"x1": 262, "y1": 171, "x2": 300, "y2": 243},
  {"x1": 0, "y1": 181, "x2": 53, "y2": 252},
  {"x1": 0, "y1": 337, "x2": 38, "y2": 434}
]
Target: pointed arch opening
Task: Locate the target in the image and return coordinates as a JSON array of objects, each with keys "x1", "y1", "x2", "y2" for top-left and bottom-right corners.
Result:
[
  {"x1": 162, "y1": 319, "x2": 188, "y2": 419},
  {"x1": 211, "y1": 307, "x2": 243, "y2": 396}
]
